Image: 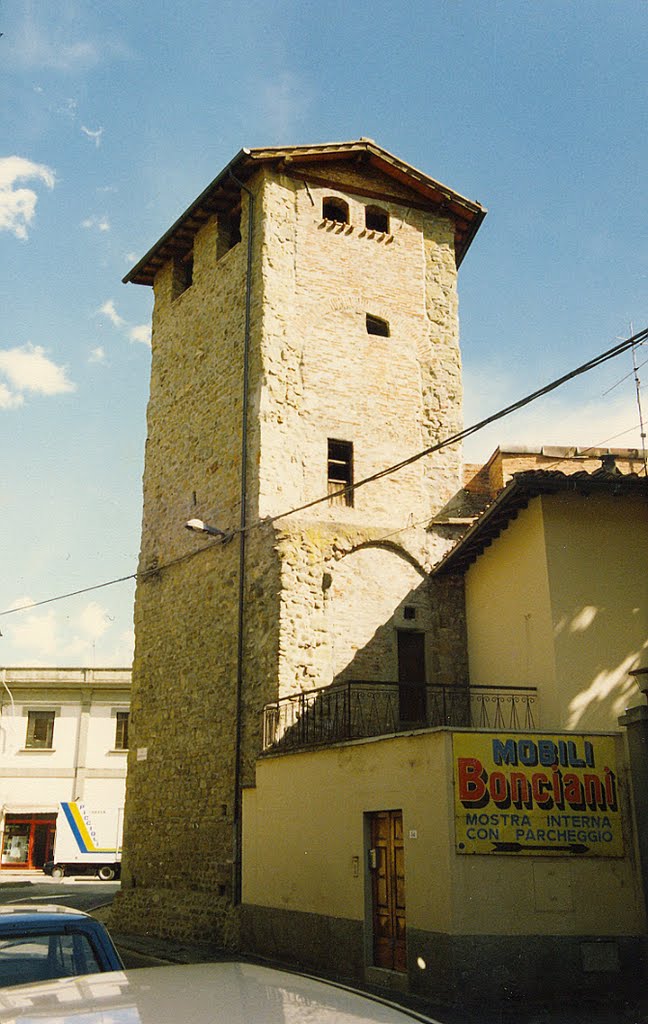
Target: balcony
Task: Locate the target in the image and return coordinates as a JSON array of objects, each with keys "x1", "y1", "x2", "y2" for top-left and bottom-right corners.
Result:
[{"x1": 262, "y1": 681, "x2": 538, "y2": 752}]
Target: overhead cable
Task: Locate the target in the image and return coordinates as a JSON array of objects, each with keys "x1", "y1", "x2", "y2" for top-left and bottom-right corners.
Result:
[{"x1": 2, "y1": 325, "x2": 647, "y2": 619}]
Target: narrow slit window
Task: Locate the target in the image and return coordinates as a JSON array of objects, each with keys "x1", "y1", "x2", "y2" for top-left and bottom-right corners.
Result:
[
  {"x1": 365, "y1": 206, "x2": 389, "y2": 232},
  {"x1": 26, "y1": 710, "x2": 55, "y2": 749},
  {"x1": 172, "y1": 249, "x2": 193, "y2": 298},
  {"x1": 327, "y1": 439, "x2": 354, "y2": 507},
  {"x1": 366, "y1": 314, "x2": 390, "y2": 337},
  {"x1": 217, "y1": 204, "x2": 242, "y2": 260},
  {"x1": 322, "y1": 197, "x2": 349, "y2": 224}
]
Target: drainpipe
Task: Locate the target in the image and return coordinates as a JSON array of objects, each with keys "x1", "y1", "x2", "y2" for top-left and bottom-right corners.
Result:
[{"x1": 228, "y1": 168, "x2": 254, "y2": 906}]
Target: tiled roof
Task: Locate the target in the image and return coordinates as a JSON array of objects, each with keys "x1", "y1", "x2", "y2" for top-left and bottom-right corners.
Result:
[
  {"x1": 433, "y1": 468, "x2": 648, "y2": 576},
  {"x1": 123, "y1": 139, "x2": 486, "y2": 286}
]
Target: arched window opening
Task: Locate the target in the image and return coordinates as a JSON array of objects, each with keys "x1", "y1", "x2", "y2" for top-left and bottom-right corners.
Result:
[
  {"x1": 365, "y1": 206, "x2": 389, "y2": 233},
  {"x1": 322, "y1": 197, "x2": 349, "y2": 224},
  {"x1": 366, "y1": 314, "x2": 390, "y2": 338}
]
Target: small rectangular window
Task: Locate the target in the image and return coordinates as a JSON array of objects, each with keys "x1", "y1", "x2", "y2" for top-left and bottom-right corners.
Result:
[
  {"x1": 172, "y1": 249, "x2": 193, "y2": 298},
  {"x1": 217, "y1": 205, "x2": 242, "y2": 260},
  {"x1": 366, "y1": 314, "x2": 390, "y2": 337},
  {"x1": 26, "y1": 711, "x2": 55, "y2": 750},
  {"x1": 328, "y1": 439, "x2": 354, "y2": 507},
  {"x1": 114, "y1": 711, "x2": 129, "y2": 751}
]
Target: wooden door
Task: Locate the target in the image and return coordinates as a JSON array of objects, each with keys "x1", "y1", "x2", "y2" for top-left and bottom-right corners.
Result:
[
  {"x1": 369, "y1": 810, "x2": 407, "y2": 972},
  {"x1": 397, "y1": 630, "x2": 426, "y2": 722}
]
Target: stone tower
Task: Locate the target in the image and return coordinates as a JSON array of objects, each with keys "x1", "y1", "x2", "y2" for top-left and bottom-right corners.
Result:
[{"x1": 111, "y1": 141, "x2": 485, "y2": 944}]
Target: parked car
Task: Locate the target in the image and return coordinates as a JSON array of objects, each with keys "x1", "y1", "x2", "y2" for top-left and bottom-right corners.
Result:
[
  {"x1": 0, "y1": 905, "x2": 123, "y2": 988},
  {"x1": 0, "y1": 961, "x2": 438, "y2": 1022}
]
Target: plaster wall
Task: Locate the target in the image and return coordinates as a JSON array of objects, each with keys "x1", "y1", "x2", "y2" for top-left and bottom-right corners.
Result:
[
  {"x1": 464, "y1": 501, "x2": 558, "y2": 722},
  {"x1": 243, "y1": 730, "x2": 641, "y2": 938},
  {"x1": 543, "y1": 492, "x2": 648, "y2": 730},
  {"x1": 242, "y1": 730, "x2": 643, "y2": 1003},
  {"x1": 464, "y1": 493, "x2": 648, "y2": 732}
]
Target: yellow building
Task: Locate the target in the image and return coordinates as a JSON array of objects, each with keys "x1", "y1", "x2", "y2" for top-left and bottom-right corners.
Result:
[
  {"x1": 435, "y1": 463, "x2": 648, "y2": 732},
  {"x1": 240, "y1": 462, "x2": 647, "y2": 1006},
  {"x1": 242, "y1": 727, "x2": 642, "y2": 1005}
]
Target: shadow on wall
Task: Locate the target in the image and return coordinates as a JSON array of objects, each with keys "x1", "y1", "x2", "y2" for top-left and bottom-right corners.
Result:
[
  {"x1": 323, "y1": 542, "x2": 467, "y2": 690},
  {"x1": 264, "y1": 543, "x2": 470, "y2": 749},
  {"x1": 556, "y1": 602, "x2": 648, "y2": 730}
]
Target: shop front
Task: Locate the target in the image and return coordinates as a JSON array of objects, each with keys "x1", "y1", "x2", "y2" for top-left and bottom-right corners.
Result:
[{"x1": 1, "y1": 813, "x2": 56, "y2": 870}]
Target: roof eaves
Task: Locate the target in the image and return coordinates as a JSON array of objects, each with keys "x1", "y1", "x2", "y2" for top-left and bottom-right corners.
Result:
[
  {"x1": 124, "y1": 140, "x2": 486, "y2": 286},
  {"x1": 123, "y1": 147, "x2": 251, "y2": 286},
  {"x1": 433, "y1": 469, "x2": 648, "y2": 576}
]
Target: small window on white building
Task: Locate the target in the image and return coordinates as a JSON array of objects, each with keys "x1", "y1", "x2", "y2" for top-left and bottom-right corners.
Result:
[
  {"x1": 25, "y1": 710, "x2": 55, "y2": 749},
  {"x1": 114, "y1": 711, "x2": 129, "y2": 751},
  {"x1": 328, "y1": 439, "x2": 354, "y2": 507},
  {"x1": 322, "y1": 197, "x2": 349, "y2": 224}
]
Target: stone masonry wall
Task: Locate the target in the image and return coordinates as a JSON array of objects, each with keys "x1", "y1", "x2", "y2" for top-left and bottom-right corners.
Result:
[
  {"x1": 255, "y1": 167, "x2": 466, "y2": 701},
  {"x1": 113, "y1": 156, "x2": 470, "y2": 945},
  {"x1": 112, "y1": 185, "x2": 281, "y2": 944}
]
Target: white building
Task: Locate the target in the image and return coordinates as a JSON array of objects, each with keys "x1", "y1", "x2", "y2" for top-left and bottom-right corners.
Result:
[{"x1": 0, "y1": 668, "x2": 130, "y2": 871}]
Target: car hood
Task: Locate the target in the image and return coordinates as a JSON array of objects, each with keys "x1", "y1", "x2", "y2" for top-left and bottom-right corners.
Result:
[{"x1": 0, "y1": 961, "x2": 437, "y2": 1023}]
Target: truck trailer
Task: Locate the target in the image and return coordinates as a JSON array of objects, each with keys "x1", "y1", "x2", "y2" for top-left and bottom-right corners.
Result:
[{"x1": 43, "y1": 802, "x2": 123, "y2": 881}]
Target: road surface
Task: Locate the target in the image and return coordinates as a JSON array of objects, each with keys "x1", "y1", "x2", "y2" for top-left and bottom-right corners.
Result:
[{"x1": 0, "y1": 873, "x2": 118, "y2": 913}]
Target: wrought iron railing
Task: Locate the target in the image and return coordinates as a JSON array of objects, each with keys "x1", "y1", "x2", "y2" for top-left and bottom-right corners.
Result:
[{"x1": 262, "y1": 681, "x2": 538, "y2": 752}]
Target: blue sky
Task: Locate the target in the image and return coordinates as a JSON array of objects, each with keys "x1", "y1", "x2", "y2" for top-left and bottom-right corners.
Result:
[{"x1": 1, "y1": 1, "x2": 646, "y2": 666}]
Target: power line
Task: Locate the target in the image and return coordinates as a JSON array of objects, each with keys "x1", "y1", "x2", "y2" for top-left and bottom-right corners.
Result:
[
  {"x1": 2, "y1": 324, "x2": 647, "y2": 620},
  {"x1": 246, "y1": 325, "x2": 648, "y2": 531}
]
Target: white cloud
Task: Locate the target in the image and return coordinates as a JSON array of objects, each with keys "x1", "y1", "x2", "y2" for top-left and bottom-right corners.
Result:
[
  {"x1": 81, "y1": 125, "x2": 104, "y2": 147},
  {"x1": 0, "y1": 344, "x2": 75, "y2": 409},
  {"x1": 89, "y1": 346, "x2": 106, "y2": 363},
  {"x1": 2, "y1": 599, "x2": 133, "y2": 667},
  {"x1": 81, "y1": 214, "x2": 110, "y2": 232},
  {"x1": 95, "y1": 304, "x2": 151, "y2": 351},
  {"x1": 129, "y1": 324, "x2": 151, "y2": 347},
  {"x1": 125, "y1": 251, "x2": 138, "y2": 263},
  {"x1": 77, "y1": 601, "x2": 111, "y2": 640},
  {"x1": 0, "y1": 382, "x2": 24, "y2": 410},
  {"x1": 463, "y1": 388, "x2": 646, "y2": 464},
  {"x1": 97, "y1": 300, "x2": 125, "y2": 328},
  {"x1": 13, "y1": 15, "x2": 100, "y2": 73},
  {"x1": 0, "y1": 156, "x2": 55, "y2": 240},
  {"x1": 262, "y1": 72, "x2": 310, "y2": 138}
]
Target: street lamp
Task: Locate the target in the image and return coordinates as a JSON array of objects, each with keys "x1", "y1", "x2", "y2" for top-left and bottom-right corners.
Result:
[{"x1": 184, "y1": 518, "x2": 230, "y2": 540}]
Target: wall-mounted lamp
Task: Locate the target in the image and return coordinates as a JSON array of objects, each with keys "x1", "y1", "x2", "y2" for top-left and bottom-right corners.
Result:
[
  {"x1": 185, "y1": 518, "x2": 230, "y2": 540},
  {"x1": 629, "y1": 667, "x2": 648, "y2": 701}
]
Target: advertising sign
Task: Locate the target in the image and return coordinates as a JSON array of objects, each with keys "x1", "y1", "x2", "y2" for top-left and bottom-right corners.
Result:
[{"x1": 453, "y1": 732, "x2": 623, "y2": 857}]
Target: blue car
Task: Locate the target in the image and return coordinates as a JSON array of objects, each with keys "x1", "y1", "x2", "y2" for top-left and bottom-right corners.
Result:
[{"x1": 0, "y1": 905, "x2": 123, "y2": 988}]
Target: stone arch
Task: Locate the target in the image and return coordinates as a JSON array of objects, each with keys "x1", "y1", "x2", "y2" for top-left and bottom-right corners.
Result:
[
  {"x1": 337, "y1": 539, "x2": 429, "y2": 578},
  {"x1": 323, "y1": 542, "x2": 431, "y2": 686}
]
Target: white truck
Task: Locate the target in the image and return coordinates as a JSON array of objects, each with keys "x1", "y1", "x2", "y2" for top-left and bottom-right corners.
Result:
[{"x1": 44, "y1": 802, "x2": 123, "y2": 881}]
